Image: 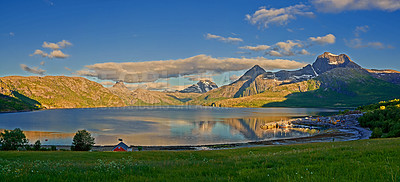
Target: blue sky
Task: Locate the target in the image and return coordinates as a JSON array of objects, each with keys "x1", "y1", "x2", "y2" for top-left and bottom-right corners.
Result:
[{"x1": 1, "y1": 0, "x2": 399, "y2": 90}]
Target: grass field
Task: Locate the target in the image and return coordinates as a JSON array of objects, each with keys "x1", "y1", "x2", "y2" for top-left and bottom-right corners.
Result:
[{"x1": 0, "y1": 138, "x2": 399, "y2": 181}]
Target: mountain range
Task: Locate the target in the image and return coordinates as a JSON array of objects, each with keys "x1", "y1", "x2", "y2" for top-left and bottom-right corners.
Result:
[
  {"x1": 196, "y1": 52, "x2": 400, "y2": 107},
  {"x1": 1, "y1": 52, "x2": 400, "y2": 112}
]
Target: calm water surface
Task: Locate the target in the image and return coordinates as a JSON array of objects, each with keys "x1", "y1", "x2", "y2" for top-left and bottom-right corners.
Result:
[{"x1": 0, "y1": 106, "x2": 338, "y2": 146}]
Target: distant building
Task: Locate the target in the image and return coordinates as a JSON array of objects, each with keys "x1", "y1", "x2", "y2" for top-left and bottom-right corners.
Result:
[{"x1": 112, "y1": 141, "x2": 129, "y2": 152}]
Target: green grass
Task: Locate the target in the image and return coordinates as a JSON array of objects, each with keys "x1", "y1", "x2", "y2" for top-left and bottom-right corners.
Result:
[{"x1": 0, "y1": 138, "x2": 399, "y2": 181}]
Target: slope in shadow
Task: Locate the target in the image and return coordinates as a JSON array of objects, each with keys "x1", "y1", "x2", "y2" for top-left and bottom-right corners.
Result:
[
  {"x1": 263, "y1": 79, "x2": 400, "y2": 108},
  {"x1": 0, "y1": 92, "x2": 41, "y2": 112}
]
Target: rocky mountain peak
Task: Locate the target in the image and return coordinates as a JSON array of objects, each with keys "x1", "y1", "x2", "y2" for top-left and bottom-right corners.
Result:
[
  {"x1": 180, "y1": 80, "x2": 218, "y2": 93},
  {"x1": 312, "y1": 52, "x2": 361, "y2": 75},
  {"x1": 112, "y1": 81, "x2": 128, "y2": 90},
  {"x1": 235, "y1": 65, "x2": 266, "y2": 82}
]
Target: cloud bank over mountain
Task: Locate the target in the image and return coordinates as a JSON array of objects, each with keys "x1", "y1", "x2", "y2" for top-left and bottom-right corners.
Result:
[{"x1": 76, "y1": 54, "x2": 306, "y2": 83}]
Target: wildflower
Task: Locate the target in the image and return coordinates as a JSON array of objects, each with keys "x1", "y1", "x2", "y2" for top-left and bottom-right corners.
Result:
[{"x1": 380, "y1": 106, "x2": 386, "y2": 110}]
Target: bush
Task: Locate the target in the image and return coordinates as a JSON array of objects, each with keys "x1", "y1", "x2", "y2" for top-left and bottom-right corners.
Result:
[
  {"x1": 371, "y1": 127, "x2": 383, "y2": 138},
  {"x1": 71, "y1": 130, "x2": 95, "y2": 151},
  {"x1": 34, "y1": 140, "x2": 41, "y2": 151},
  {"x1": 0, "y1": 128, "x2": 28, "y2": 150}
]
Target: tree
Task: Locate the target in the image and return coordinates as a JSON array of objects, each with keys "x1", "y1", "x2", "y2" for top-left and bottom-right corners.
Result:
[
  {"x1": 71, "y1": 130, "x2": 95, "y2": 151},
  {"x1": 34, "y1": 140, "x2": 41, "y2": 151},
  {"x1": 0, "y1": 128, "x2": 28, "y2": 150}
]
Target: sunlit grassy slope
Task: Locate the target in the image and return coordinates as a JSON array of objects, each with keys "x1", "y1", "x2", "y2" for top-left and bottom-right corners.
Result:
[{"x1": 0, "y1": 138, "x2": 399, "y2": 181}]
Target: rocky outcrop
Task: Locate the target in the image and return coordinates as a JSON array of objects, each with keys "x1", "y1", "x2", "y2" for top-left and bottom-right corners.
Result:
[{"x1": 180, "y1": 80, "x2": 218, "y2": 93}]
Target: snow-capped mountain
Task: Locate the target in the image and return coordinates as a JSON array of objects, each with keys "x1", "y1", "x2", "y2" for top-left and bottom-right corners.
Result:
[{"x1": 180, "y1": 80, "x2": 218, "y2": 93}]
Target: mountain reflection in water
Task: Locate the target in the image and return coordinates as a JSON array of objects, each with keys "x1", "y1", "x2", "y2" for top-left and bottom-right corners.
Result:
[{"x1": 0, "y1": 106, "x2": 337, "y2": 146}]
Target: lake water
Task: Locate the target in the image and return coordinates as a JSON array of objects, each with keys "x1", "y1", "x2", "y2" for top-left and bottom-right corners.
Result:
[{"x1": 0, "y1": 106, "x2": 338, "y2": 146}]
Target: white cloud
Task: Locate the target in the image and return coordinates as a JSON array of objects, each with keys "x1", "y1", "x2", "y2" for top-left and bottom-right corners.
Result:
[
  {"x1": 49, "y1": 50, "x2": 69, "y2": 58},
  {"x1": 9, "y1": 32, "x2": 15, "y2": 37},
  {"x1": 31, "y1": 49, "x2": 69, "y2": 59},
  {"x1": 266, "y1": 50, "x2": 284, "y2": 57},
  {"x1": 263, "y1": 34, "x2": 335, "y2": 57},
  {"x1": 40, "y1": 61, "x2": 45, "y2": 66},
  {"x1": 75, "y1": 54, "x2": 306, "y2": 83},
  {"x1": 42, "y1": 40, "x2": 72, "y2": 50},
  {"x1": 239, "y1": 45, "x2": 271, "y2": 51},
  {"x1": 309, "y1": 34, "x2": 336, "y2": 44},
  {"x1": 31, "y1": 40, "x2": 72, "y2": 59},
  {"x1": 312, "y1": 0, "x2": 400, "y2": 12},
  {"x1": 246, "y1": 4, "x2": 314, "y2": 28},
  {"x1": 42, "y1": 42, "x2": 60, "y2": 49},
  {"x1": 20, "y1": 64, "x2": 46, "y2": 75},
  {"x1": 266, "y1": 40, "x2": 304, "y2": 57},
  {"x1": 276, "y1": 40, "x2": 303, "y2": 52},
  {"x1": 206, "y1": 33, "x2": 243, "y2": 43},
  {"x1": 30, "y1": 49, "x2": 49, "y2": 57},
  {"x1": 57, "y1": 40, "x2": 72, "y2": 48},
  {"x1": 354, "y1": 25, "x2": 369, "y2": 37},
  {"x1": 299, "y1": 49, "x2": 311, "y2": 55},
  {"x1": 64, "y1": 67, "x2": 72, "y2": 71},
  {"x1": 345, "y1": 38, "x2": 393, "y2": 49}
]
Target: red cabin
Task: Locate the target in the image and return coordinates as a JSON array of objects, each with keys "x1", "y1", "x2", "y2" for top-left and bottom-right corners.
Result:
[{"x1": 112, "y1": 141, "x2": 129, "y2": 152}]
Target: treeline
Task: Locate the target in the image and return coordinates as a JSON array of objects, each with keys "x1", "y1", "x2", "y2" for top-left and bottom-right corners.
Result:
[
  {"x1": 357, "y1": 99, "x2": 400, "y2": 138},
  {"x1": 0, "y1": 128, "x2": 95, "y2": 151}
]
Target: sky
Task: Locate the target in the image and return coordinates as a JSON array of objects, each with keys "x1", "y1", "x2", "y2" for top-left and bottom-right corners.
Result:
[{"x1": 1, "y1": 0, "x2": 399, "y2": 90}]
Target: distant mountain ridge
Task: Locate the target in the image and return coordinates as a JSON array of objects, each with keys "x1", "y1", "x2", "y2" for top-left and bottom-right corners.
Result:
[
  {"x1": 108, "y1": 81, "x2": 201, "y2": 106},
  {"x1": 180, "y1": 80, "x2": 218, "y2": 93}
]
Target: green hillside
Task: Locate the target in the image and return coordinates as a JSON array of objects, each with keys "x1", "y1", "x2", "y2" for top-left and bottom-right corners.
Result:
[{"x1": 264, "y1": 68, "x2": 400, "y2": 108}]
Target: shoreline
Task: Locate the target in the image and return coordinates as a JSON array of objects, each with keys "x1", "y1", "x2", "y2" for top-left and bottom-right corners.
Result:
[
  {"x1": 0, "y1": 104, "x2": 354, "y2": 114},
  {"x1": 39, "y1": 129, "x2": 368, "y2": 151},
  {"x1": 38, "y1": 114, "x2": 370, "y2": 151}
]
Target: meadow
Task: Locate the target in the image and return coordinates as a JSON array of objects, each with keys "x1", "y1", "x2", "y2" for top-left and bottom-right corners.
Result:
[{"x1": 0, "y1": 138, "x2": 399, "y2": 181}]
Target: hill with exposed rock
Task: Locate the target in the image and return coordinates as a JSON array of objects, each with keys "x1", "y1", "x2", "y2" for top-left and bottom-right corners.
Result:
[{"x1": 0, "y1": 76, "x2": 126, "y2": 111}]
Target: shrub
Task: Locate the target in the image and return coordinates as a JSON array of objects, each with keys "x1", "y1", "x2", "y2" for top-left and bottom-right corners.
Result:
[
  {"x1": 71, "y1": 130, "x2": 95, "y2": 151},
  {"x1": 0, "y1": 128, "x2": 28, "y2": 150},
  {"x1": 358, "y1": 101, "x2": 400, "y2": 138},
  {"x1": 371, "y1": 127, "x2": 383, "y2": 138}
]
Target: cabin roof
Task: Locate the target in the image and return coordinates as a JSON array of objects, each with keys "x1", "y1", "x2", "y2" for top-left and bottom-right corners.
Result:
[{"x1": 112, "y1": 141, "x2": 129, "y2": 151}]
